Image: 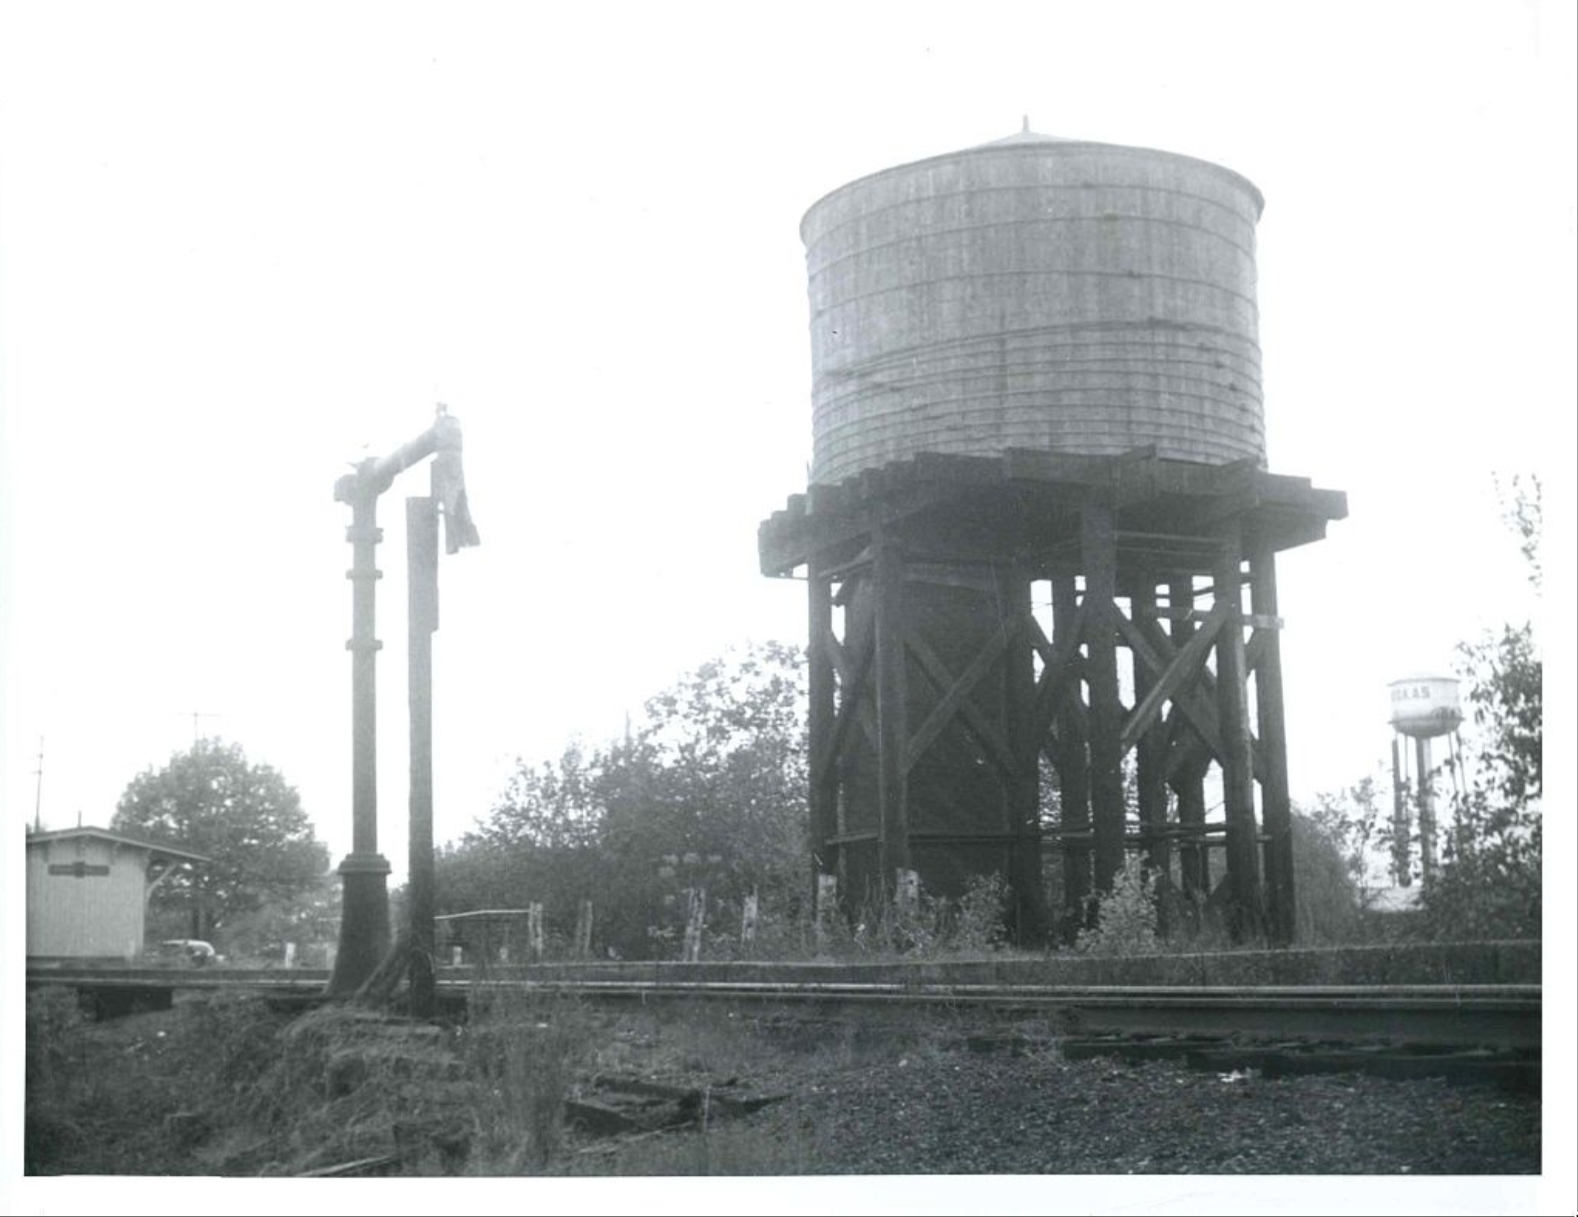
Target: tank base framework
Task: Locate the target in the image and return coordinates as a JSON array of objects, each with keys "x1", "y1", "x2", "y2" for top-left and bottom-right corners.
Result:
[{"x1": 760, "y1": 448, "x2": 1346, "y2": 945}]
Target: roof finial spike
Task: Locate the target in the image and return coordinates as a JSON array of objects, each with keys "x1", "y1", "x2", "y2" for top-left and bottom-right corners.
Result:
[{"x1": 1022, "y1": 114, "x2": 1030, "y2": 133}]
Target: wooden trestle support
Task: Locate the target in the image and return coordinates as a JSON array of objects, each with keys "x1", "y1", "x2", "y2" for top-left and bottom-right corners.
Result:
[{"x1": 759, "y1": 448, "x2": 1346, "y2": 946}]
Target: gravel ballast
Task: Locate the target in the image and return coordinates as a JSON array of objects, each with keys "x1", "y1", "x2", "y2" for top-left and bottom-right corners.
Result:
[{"x1": 741, "y1": 1048, "x2": 1539, "y2": 1175}]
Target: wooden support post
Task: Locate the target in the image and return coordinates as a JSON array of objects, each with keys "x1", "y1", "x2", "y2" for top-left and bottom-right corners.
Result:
[
  {"x1": 1213, "y1": 521, "x2": 1265, "y2": 941},
  {"x1": 1000, "y1": 562, "x2": 1046, "y2": 945},
  {"x1": 807, "y1": 554, "x2": 837, "y2": 908},
  {"x1": 1250, "y1": 542, "x2": 1295, "y2": 945},
  {"x1": 1081, "y1": 504, "x2": 1126, "y2": 897},
  {"x1": 1131, "y1": 573, "x2": 1170, "y2": 934},
  {"x1": 1050, "y1": 574, "x2": 1091, "y2": 935},
  {"x1": 1166, "y1": 577, "x2": 1209, "y2": 906},
  {"x1": 872, "y1": 527, "x2": 910, "y2": 897}
]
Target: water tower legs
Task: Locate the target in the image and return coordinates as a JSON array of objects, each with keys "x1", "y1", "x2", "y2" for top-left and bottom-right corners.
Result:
[
  {"x1": 1131, "y1": 576, "x2": 1171, "y2": 934},
  {"x1": 1082, "y1": 504, "x2": 1128, "y2": 900},
  {"x1": 1251, "y1": 540, "x2": 1296, "y2": 945},
  {"x1": 1049, "y1": 573, "x2": 1092, "y2": 932},
  {"x1": 871, "y1": 528, "x2": 911, "y2": 894},
  {"x1": 1416, "y1": 734, "x2": 1438, "y2": 883},
  {"x1": 764, "y1": 451, "x2": 1344, "y2": 948},
  {"x1": 1214, "y1": 519, "x2": 1266, "y2": 942}
]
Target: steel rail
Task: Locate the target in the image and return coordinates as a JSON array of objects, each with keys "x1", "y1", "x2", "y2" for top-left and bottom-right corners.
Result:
[
  {"x1": 28, "y1": 965, "x2": 1541, "y2": 1049},
  {"x1": 444, "y1": 979, "x2": 1540, "y2": 1048}
]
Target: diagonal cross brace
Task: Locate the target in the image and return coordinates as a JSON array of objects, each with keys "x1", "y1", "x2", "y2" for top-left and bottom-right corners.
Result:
[
  {"x1": 815, "y1": 631, "x2": 878, "y2": 790},
  {"x1": 904, "y1": 617, "x2": 1019, "y2": 772},
  {"x1": 903, "y1": 629, "x2": 1019, "y2": 776},
  {"x1": 1120, "y1": 604, "x2": 1269, "y2": 780},
  {"x1": 1116, "y1": 598, "x2": 1230, "y2": 756},
  {"x1": 1026, "y1": 607, "x2": 1087, "y2": 743}
]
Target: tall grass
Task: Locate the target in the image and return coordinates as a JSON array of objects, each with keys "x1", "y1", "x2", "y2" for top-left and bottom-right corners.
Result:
[
  {"x1": 461, "y1": 985, "x2": 592, "y2": 1172},
  {"x1": 23, "y1": 987, "x2": 88, "y2": 1172}
]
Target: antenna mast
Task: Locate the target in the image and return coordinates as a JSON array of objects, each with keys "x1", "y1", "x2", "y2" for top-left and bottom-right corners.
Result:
[
  {"x1": 32, "y1": 737, "x2": 43, "y2": 832},
  {"x1": 184, "y1": 710, "x2": 222, "y2": 745}
]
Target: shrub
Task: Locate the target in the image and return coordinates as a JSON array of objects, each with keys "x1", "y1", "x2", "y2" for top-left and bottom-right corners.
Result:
[
  {"x1": 1075, "y1": 856, "x2": 1160, "y2": 956},
  {"x1": 953, "y1": 872, "x2": 1011, "y2": 954},
  {"x1": 25, "y1": 986, "x2": 85, "y2": 1090}
]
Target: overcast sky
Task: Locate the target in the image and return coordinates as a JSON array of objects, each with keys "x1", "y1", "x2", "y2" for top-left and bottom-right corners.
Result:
[
  {"x1": 2, "y1": 2, "x2": 1572, "y2": 1211},
  {"x1": 2, "y1": 0, "x2": 1571, "y2": 872}
]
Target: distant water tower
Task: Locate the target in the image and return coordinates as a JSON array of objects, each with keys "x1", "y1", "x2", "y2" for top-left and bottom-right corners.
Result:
[
  {"x1": 1388, "y1": 674, "x2": 1464, "y2": 885},
  {"x1": 759, "y1": 126, "x2": 1347, "y2": 944}
]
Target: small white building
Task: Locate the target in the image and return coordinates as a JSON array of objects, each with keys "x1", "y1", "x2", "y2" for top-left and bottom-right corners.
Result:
[{"x1": 26, "y1": 827, "x2": 209, "y2": 962}]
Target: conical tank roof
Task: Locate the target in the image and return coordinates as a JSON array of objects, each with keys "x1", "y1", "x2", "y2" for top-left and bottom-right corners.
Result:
[{"x1": 972, "y1": 117, "x2": 1075, "y2": 147}]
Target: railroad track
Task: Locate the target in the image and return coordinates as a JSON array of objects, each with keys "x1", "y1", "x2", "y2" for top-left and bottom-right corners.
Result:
[{"x1": 27, "y1": 963, "x2": 1541, "y2": 1051}]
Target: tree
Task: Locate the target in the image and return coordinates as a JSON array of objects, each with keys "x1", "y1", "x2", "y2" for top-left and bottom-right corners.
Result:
[
  {"x1": 113, "y1": 738, "x2": 330, "y2": 942},
  {"x1": 1301, "y1": 775, "x2": 1391, "y2": 900},
  {"x1": 1421, "y1": 475, "x2": 1542, "y2": 939},
  {"x1": 1297, "y1": 476, "x2": 1544, "y2": 943},
  {"x1": 1421, "y1": 619, "x2": 1542, "y2": 939},
  {"x1": 1289, "y1": 802, "x2": 1369, "y2": 943},
  {"x1": 603, "y1": 640, "x2": 809, "y2": 944},
  {"x1": 438, "y1": 641, "x2": 809, "y2": 958}
]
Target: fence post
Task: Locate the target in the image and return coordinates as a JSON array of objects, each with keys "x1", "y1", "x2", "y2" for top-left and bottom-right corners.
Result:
[
  {"x1": 683, "y1": 887, "x2": 706, "y2": 962},
  {"x1": 574, "y1": 899, "x2": 594, "y2": 959},
  {"x1": 815, "y1": 873, "x2": 838, "y2": 951},
  {"x1": 741, "y1": 888, "x2": 759, "y2": 947},
  {"x1": 527, "y1": 902, "x2": 544, "y2": 962}
]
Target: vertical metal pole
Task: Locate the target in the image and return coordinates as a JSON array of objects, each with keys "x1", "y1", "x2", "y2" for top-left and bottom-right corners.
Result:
[
  {"x1": 407, "y1": 494, "x2": 439, "y2": 1018},
  {"x1": 328, "y1": 486, "x2": 392, "y2": 996},
  {"x1": 1416, "y1": 735, "x2": 1437, "y2": 884},
  {"x1": 1391, "y1": 734, "x2": 1411, "y2": 886}
]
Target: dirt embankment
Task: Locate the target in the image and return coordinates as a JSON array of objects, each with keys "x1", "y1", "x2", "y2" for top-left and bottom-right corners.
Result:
[{"x1": 24, "y1": 988, "x2": 1541, "y2": 1178}]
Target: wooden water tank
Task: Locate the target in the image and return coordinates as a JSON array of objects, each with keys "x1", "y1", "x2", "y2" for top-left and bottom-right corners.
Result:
[{"x1": 802, "y1": 130, "x2": 1267, "y2": 485}]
